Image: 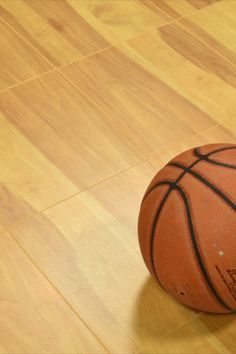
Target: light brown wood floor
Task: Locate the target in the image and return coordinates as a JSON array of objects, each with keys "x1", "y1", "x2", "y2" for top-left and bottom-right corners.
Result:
[{"x1": 0, "y1": 0, "x2": 235, "y2": 353}]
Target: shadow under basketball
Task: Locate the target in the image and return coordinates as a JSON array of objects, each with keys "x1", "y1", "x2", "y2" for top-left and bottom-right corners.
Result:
[{"x1": 132, "y1": 276, "x2": 235, "y2": 348}]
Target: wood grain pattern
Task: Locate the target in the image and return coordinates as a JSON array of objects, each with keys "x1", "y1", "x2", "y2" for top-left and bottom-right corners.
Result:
[
  {"x1": 180, "y1": 1, "x2": 236, "y2": 65},
  {"x1": 0, "y1": 0, "x2": 109, "y2": 66},
  {"x1": 0, "y1": 0, "x2": 171, "y2": 66},
  {"x1": 0, "y1": 229, "x2": 106, "y2": 353},
  {"x1": 148, "y1": 124, "x2": 236, "y2": 168},
  {"x1": 0, "y1": 17, "x2": 51, "y2": 91},
  {"x1": 61, "y1": 41, "x2": 215, "y2": 150},
  {"x1": 123, "y1": 22, "x2": 236, "y2": 131},
  {"x1": 9, "y1": 161, "x2": 198, "y2": 353},
  {"x1": 145, "y1": 0, "x2": 220, "y2": 19},
  {"x1": 0, "y1": 71, "x2": 140, "y2": 194},
  {"x1": 0, "y1": 111, "x2": 77, "y2": 230},
  {"x1": 68, "y1": 0, "x2": 171, "y2": 42},
  {"x1": 0, "y1": 0, "x2": 235, "y2": 352},
  {"x1": 139, "y1": 313, "x2": 232, "y2": 354},
  {"x1": 62, "y1": 19, "x2": 236, "y2": 140}
]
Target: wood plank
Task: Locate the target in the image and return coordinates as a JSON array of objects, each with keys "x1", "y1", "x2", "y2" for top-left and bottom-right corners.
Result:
[
  {"x1": 0, "y1": 18, "x2": 51, "y2": 91},
  {"x1": 0, "y1": 229, "x2": 106, "y2": 353},
  {"x1": 112, "y1": 22, "x2": 235, "y2": 132},
  {"x1": 0, "y1": 0, "x2": 170, "y2": 66},
  {"x1": 61, "y1": 43, "x2": 216, "y2": 154},
  {"x1": 187, "y1": 0, "x2": 220, "y2": 10},
  {"x1": 180, "y1": 1, "x2": 236, "y2": 65},
  {"x1": 147, "y1": 0, "x2": 220, "y2": 19},
  {"x1": 0, "y1": 111, "x2": 78, "y2": 230},
  {"x1": 155, "y1": 22, "x2": 236, "y2": 131},
  {"x1": 0, "y1": 71, "x2": 141, "y2": 196},
  {"x1": 138, "y1": 313, "x2": 232, "y2": 354},
  {"x1": 9, "y1": 161, "x2": 198, "y2": 353},
  {"x1": 68, "y1": 0, "x2": 170, "y2": 42},
  {"x1": 0, "y1": 0, "x2": 109, "y2": 66},
  {"x1": 199, "y1": 313, "x2": 236, "y2": 353},
  {"x1": 148, "y1": 124, "x2": 236, "y2": 167}
]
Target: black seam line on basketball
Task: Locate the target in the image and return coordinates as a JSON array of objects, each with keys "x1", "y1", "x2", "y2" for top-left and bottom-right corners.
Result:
[
  {"x1": 201, "y1": 158, "x2": 236, "y2": 170},
  {"x1": 142, "y1": 158, "x2": 201, "y2": 205},
  {"x1": 173, "y1": 185, "x2": 234, "y2": 312},
  {"x1": 149, "y1": 181, "x2": 234, "y2": 312},
  {"x1": 142, "y1": 146, "x2": 236, "y2": 205},
  {"x1": 194, "y1": 146, "x2": 236, "y2": 159},
  {"x1": 194, "y1": 147, "x2": 236, "y2": 170},
  {"x1": 168, "y1": 162, "x2": 236, "y2": 211},
  {"x1": 149, "y1": 181, "x2": 175, "y2": 287}
]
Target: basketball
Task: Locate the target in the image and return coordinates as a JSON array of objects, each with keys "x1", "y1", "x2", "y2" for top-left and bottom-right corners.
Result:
[{"x1": 138, "y1": 144, "x2": 236, "y2": 313}]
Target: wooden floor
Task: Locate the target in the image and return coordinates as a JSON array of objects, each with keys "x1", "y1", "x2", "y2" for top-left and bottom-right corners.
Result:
[{"x1": 0, "y1": 0, "x2": 235, "y2": 352}]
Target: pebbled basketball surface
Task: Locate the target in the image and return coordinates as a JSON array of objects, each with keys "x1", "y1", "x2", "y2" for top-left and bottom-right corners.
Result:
[{"x1": 138, "y1": 143, "x2": 236, "y2": 313}]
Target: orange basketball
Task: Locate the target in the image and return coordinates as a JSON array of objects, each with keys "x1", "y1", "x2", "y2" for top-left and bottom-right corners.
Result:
[{"x1": 138, "y1": 144, "x2": 236, "y2": 313}]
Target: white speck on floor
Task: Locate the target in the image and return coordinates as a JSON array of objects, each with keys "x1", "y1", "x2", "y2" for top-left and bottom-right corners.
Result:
[{"x1": 219, "y1": 250, "x2": 224, "y2": 256}]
